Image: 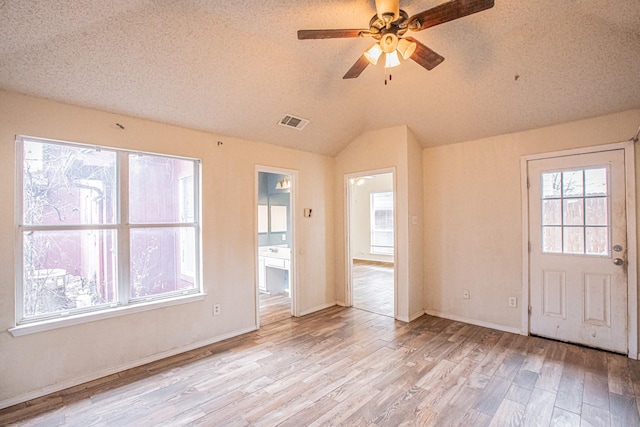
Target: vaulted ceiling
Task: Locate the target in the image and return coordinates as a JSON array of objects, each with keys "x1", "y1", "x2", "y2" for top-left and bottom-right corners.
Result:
[{"x1": 1, "y1": 1, "x2": 639, "y2": 156}]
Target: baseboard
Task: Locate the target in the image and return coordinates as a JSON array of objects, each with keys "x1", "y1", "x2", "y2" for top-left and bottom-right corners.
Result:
[
  {"x1": 352, "y1": 258, "x2": 394, "y2": 267},
  {"x1": 0, "y1": 326, "x2": 257, "y2": 410},
  {"x1": 298, "y1": 302, "x2": 337, "y2": 317},
  {"x1": 425, "y1": 309, "x2": 522, "y2": 335}
]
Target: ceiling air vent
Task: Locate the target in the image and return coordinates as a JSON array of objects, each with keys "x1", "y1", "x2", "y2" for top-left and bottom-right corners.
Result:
[{"x1": 278, "y1": 114, "x2": 309, "y2": 131}]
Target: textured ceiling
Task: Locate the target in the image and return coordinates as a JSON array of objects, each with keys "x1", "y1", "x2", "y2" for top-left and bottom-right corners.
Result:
[{"x1": 1, "y1": 0, "x2": 639, "y2": 156}]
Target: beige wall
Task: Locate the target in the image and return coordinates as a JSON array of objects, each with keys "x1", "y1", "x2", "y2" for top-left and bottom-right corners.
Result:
[
  {"x1": 0, "y1": 90, "x2": 335, "y2": 406},
  {"x1": 423, "y1": 110, "x2": 640, "y2": 339},
  {"x1": 407, "y1": 129, "x2": 425, "y2": 319},
  {"x1": 334, "y1": 125, "x2": 425, "y2": 321}
]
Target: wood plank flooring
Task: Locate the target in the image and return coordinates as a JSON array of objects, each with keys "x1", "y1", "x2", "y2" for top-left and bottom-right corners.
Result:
[
  {"x1": 352, "y1": 261, "x2": 394, "y2": 317},
  {"x1": 260, "y1": 292, "x2": 291, "y2": 326},
  {"x1": 2, "y1": 307, "x2": 640, "y2": 426}
]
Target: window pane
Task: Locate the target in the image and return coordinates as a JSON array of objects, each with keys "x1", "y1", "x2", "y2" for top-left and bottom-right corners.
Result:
[
  {"x1": 586, "y1": 227, "x2": 609, "y2": 256},
  {"x1": 130, "y1": 227, "x2": 196, "y2": 299},
  {"x1": 563, "y1": 198, "x2": 584, "y2": 226},
  {"x1": 23, "y1": 140, "x2": 117, "y2": 225},
  {"x1": 585, "y1": 197, "x2": 608, "y2": 226},
  {"x1": 129, "y1": 155, "x2": 195, "y2": 223},
  {"x1": 563, "y1": 227, "x2": 584, "y2": 254},
  {"x1": 563, "y1": 170, "x2": 583, "y2": 197},
  {"x1": 23, "y1": 230, "x2": 117, "y2": 317},
  {"x1": 542, "y1": 172, "x2": 561, "y2": 198},
  {"x1": 542, "y1": 226, "x2": 562, "y2": 253},
  {"x1": 542, "y1": 199, "x2": 561, "y2": 225},
  {"x1": 585, "y1": 168, "x2": 607, "y2": 196}
]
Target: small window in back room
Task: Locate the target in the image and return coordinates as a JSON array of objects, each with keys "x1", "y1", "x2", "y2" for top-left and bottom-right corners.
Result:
[{"x1": 370, "y1": 191, "x2": 394, "y2": 255}]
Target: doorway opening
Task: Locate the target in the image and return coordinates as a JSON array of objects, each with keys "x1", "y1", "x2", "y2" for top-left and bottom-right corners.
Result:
[
  {"x1": 347, "y1": 171, "x2": 395, "y2": 318},
  {"x1": 256, "y1": 169, "x2": 295, "y2": 327}
]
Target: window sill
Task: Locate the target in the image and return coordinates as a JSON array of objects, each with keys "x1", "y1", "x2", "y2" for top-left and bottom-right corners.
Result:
[{"x1": 8, "y1": 293, "x2": 207, "y2": 337}]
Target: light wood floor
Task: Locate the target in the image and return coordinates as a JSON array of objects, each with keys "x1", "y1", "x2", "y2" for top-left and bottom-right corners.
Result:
[
  {"x1": 2, "y1": 307, "x2": 640, "y2": 426},
  {"x1": 260, "y1": 292, "x2": 291, "y2": 326},
  {"x1": 352, "y1": 261, "x2": 394, "y2": 317}
]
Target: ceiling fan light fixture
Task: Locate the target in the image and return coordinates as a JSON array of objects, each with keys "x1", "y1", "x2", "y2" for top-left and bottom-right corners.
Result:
[
  {"x1": 396, "y1": 38, "x2": 417, "y2": 60},
  {"x1": 364, "y1": 43, "x2": 384, "y2": 65},
  {"x1": 385, "y1": 50, "x2": 401, "y2": 68}
]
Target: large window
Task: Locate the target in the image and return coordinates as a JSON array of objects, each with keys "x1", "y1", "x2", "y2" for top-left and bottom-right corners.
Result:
[
  {"x1": 17, "y1": 136, "x2": 201, "y2": 324},
  {"x1": 370, "y1": 192, "x2": 394, "y2": 255}
]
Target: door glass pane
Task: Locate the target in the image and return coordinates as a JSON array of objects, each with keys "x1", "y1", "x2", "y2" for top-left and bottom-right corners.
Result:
[
  {"x1": 586, "y1": 227, "x2": 609, "y2": 256},
  {"x1": 129, "y1": 154, "x2": 195, "y2": 224},
  {"x1": 563, "y1": 170, "x2": 583, "y2": 197},
  {"x1": 542, "y1": 227, "x2": 562, "y2": 253},
  {"x1": 542, "y1": 200, "x2": 561, "y2": 225},
  {"x1": 585, "y1": 168, "x2": 607, "y2": 196},
  {"x1": 563, "y1": 227, "x2": 584, "y2": 254},
  {"x1": 23, "y1": 140, "x2": 117, "y2": 226},
  {"x1": 23, "y1": 229, "x2": 117, "y2": 317},
  {"x1": 563, "y1": 199, "x2": 584, "y2": 226},
  {"x1": 585, "y1": 197, "x2": 608, "y2": 226},
  {"x1": 542, "y1": 172, "x2": 561, "y2": 198}
]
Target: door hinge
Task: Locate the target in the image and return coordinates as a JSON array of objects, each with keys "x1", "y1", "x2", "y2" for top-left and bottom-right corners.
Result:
[
  {"x1": 527, "y1": 178, "x2": 530, "y2": 189},
  {"x1": 528, "y1": 306, "x2": 532, "y2": 314},
  {"x1": 528, "y1": 241, "x2": 531, "y2": 253}
]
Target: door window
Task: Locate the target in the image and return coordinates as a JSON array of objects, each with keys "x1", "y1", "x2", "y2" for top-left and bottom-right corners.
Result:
[{"x1": 541, "y1": 167, "x2": 609, "y2": 256}]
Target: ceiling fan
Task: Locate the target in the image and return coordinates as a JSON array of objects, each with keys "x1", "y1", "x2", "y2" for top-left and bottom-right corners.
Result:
[{"x1": 297, "y1": 0, "x2": 495, "y2": 79}]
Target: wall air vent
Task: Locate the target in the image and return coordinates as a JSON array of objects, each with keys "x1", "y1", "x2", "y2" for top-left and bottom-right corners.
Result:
[{"x1": 278, "y1": 114, "x2": 309, "y2": 131}]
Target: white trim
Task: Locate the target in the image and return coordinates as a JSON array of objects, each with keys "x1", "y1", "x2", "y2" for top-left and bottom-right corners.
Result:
[
  {"x1": 298, "y1": 302, "x2": 337, "y2": 317},
  {"x1": 521, "y1": 140, "x2": 638, "y2": 359},
  {"x1": 397, "y1": 310, "x2": 425, "y2": 323},
  {"x1": 624, "y1": 142, "x2": 638, "y2": 359},
  {"x1": 9, "y1": 293, "x2": 206, "y2": 337},
  {"x1": 425, "y1": 309, "x2": 523, "y2": 335},
  {"x1": 344, "y1": 168, "x2": 397, "y2": 319},
  {"x1": 254, "y1": 165, "x2": 298, "y2": 329},
  {"x1": 0, "y1": 325, "x2": 256, "y2": 410}
]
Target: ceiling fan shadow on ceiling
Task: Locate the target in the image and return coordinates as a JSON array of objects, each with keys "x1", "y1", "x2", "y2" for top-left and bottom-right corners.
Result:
[{"x1": 297, "y1": 0, "x2": 494, "y2": 80}]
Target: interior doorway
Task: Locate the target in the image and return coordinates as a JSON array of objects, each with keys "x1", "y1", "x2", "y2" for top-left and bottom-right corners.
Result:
[
  {"x1": 347, "y1": 171, "x2": 395, "y2": 318},
  {"x1": 256, "y1": 169, "x2": 295, "y2": 327}
]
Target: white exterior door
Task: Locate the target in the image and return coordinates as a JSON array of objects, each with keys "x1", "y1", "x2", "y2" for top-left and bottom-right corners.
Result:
[{"x1": 528, "y1": 149, "x2": 628, "y2": 353}]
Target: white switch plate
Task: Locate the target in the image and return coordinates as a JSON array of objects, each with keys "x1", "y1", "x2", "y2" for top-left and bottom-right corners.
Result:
[{"x1": 508, "y1": 297, "x2": 517, "y2": 308}]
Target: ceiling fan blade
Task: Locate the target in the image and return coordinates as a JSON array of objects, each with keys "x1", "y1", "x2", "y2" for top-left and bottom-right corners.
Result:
[
  {"x1": 343, "y1": 54, "x2": 370, "y2": 79},
  {"x1": 297, "y1": 29, "x2": 366, "y2": 40},
  {"x1": 408, "y1": 0, "x2": 494, "y2": 32},
  {"x1": 405, "y1": 37, "x2": 445, "y2": 70}
]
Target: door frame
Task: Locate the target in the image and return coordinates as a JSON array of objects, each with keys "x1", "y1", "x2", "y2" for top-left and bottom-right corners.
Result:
[
  {"x1": 521, "y1": 141, "x2": 637, "y2": 358},
  {"x1": 254, "y1": 165, "x2": 298, "y2": 329},
  {"x1": 344, "y1": 168, "x2": 397, "y2": 319}
]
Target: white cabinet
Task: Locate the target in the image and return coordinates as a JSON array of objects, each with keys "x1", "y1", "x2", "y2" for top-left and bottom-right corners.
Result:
[
  {"x1": 258, "y1": 256, "x2": 266, "y2": 292},
  {"x1": 258, "y1": 247, "x2": 290, "y2": 295}
]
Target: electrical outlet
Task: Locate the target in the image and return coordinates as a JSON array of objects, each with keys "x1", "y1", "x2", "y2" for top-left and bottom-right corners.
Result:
[
  {"x1": 463, "y1": 289, "x2": 470, "y2": 300},
  {"x1": 213, "y1": 304, "x2": 221, "y2": 316},
  {"x1": 508, "y1": 297, "x2": 517, "y2": 308}
]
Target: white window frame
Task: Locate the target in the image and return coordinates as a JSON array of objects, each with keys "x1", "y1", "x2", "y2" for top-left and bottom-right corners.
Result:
[{"x1": 11, "y1": 135, "x2": 203, "y2": 336}]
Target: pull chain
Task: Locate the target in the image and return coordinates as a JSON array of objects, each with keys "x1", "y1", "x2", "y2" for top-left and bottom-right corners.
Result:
[{"x1": 384, "y1": 69, "x2": 393, "y2": 85}]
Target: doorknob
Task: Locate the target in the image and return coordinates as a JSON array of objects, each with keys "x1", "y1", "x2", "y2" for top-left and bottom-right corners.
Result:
[{"x1": 613, "y1": 258, "x2": 624, "y2": 266}]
